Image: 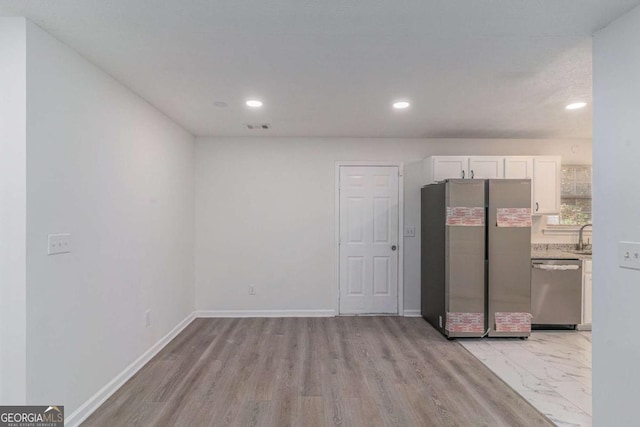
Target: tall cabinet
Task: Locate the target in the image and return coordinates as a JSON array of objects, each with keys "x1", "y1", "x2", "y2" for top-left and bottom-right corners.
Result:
[{"x1": 531, "y1": 157, "x2": 561, "y2": 215}]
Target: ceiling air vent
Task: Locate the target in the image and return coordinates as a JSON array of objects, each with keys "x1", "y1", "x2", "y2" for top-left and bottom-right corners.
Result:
[{"x1": 245, "y1": 123, "x2": 271, "y2": 130}]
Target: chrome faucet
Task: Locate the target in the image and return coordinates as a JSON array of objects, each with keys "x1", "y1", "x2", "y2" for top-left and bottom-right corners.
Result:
[{"x1": 577, "y1": 224, "x2": 592, "y2": 251}]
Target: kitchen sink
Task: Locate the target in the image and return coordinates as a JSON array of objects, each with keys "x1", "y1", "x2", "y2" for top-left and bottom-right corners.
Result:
[{"x1": 569, "y1": 250, "x2": 592, "y2": 256}]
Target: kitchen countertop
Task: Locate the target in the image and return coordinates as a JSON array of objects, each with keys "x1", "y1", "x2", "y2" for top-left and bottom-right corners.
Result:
[{"x1": 531, "y1": 244, "x2": 592, "y2": 260}]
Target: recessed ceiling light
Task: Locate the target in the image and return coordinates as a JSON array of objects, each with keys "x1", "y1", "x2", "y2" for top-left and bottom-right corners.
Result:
[
  {"x1": 566, "y1": 102, "x2": 587, "y2": 110},
  {"x1": 246, "y1": 100, "x2": 263, "y2": 108},
  {"x1": 393, "y1": 101, "x2": 410, "y2": 109}
]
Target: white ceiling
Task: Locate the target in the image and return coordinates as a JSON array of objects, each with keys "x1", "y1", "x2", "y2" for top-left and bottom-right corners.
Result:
[{"x1": 2, "y1": 1, "x2": 639, "y2": 138}]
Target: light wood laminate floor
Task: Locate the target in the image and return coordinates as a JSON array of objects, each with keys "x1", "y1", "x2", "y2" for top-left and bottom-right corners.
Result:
[{"x1": 83, "y1": 317, "x2": 553, "y2": 426}]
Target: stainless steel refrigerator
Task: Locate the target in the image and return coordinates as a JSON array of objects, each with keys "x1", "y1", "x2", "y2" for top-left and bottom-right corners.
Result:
[{"x1": 421, "y1": 179, "x2": 532, "y2": 338}]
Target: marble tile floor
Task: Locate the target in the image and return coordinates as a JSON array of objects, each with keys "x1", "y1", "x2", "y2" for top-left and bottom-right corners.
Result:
[{"x1": 459, "y1": 331, "x2": 592, "y2": 427}]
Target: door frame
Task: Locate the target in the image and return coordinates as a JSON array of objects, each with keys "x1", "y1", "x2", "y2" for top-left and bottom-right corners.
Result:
[{"x1": 334, "y1": 161, "x2": 404, "y2": 316}]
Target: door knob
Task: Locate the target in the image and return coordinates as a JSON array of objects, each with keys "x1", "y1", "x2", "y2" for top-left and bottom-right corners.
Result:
[{"x1": 391, "y1": 245, "x2": 397, "y2": 251}]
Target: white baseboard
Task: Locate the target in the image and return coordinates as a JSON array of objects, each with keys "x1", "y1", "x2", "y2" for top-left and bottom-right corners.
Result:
[
  {"x1": 577, "y1": 323, "x2": 592, "y2": 331},
  {"x1": 66, "y1": 306, "x2": 414, "y2": 425},
  {"x1": 65, "y1": 312, "x2": 196, "y2": 427},
  {"x1": 195, "y1": 309, "x2": 336, "y2": 318},
  {"x1": 403, "y1": 309, "x2": 422, "y2": 317}
]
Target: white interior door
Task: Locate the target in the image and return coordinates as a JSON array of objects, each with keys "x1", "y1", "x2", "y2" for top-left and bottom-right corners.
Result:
[{"x1": 339, "y1": 166, "x2": 399, "y2": 314}]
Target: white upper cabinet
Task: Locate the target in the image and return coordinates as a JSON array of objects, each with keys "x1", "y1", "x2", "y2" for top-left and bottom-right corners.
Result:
[
  {"x1": 504, "y1": 156, "x2": 534, "y2": 179},
  {"x1": 425, "y1": 156, "x2": 502, "y2": 182},
  {"x1": 532, "y1": 157, "x2": 561, "y2": 215},
  {"x1": 426, "y1": 156, "x2": 469, "y2": 182},
  {"x1": 468, "y1": 156, "x2": 504, "y2": 179},
  {"x1": 425, "y1": 155, "x2": 561, "y2": 215}
]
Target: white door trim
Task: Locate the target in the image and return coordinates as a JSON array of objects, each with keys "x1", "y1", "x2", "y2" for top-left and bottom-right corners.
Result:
[{"x1": 334, "y1": 161, "x2": 404, "y2": 316}]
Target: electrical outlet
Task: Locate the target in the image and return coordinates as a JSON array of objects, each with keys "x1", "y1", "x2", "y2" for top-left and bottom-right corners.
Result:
[
  {"x1": 249, "y1": 284, "x2": 256, "y2": 295},
  {"x1": 439, "y1": 315, "x2": 443, "y2": 328},
  {"x1": 404, "y1": 227, "x2": 416, "y2": 238},
  {"x1": 48, "y1": 234, "x2": 72, "y2": 255},
  {"x1": 145, "y1": 310, "x2": 152, "y2": 327},
  {"x1": 619, "y1": 241, "x2": 640, "y2": 270}
]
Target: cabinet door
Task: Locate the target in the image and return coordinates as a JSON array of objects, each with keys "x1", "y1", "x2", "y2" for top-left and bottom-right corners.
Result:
[
  {"x1": 505, "y1": 157, "x2": 534, "y2": 208},
  {"x1": 431, "y1": 156, "x2": 469, "y2": 182},
  {"x1": 532, "y1": 157, "x2": 561, "y2": 215},
  {"x1": 583, "y1": 273, "x2": 592, "y2": 324},
  {"x1": 504, "y1": 157, "x2": 533, "y2": 179},
  {"x1": 468, "y1": 156, "x2": 504, "y2": 179},
  {"x1": 583, "y1": 260, "x2": 592, "y2": 325}
]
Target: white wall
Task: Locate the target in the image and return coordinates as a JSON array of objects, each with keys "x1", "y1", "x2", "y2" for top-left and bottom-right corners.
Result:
[
  {"x1": 24, "y1": 22, "x2": 195, "y2": 414},
  {"x1": 0, "y1": 17, "x2": 27, "y2": 404},
  {"x1": 195, "y1": 137, "x2": 591, "y2": 314},
  {"x1": 593, "y1": 6, "x2": 640, "y2": 425}
]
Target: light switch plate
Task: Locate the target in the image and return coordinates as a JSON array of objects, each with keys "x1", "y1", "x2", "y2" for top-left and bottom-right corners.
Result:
[
  {"x1": 404, "y1": 227, "x2": 416, "y2": 238},
  {"x1": 619, "y1": 241, "x2": 640, "y2": 270},
  {"x1": 48, "y1": 234, "x2": 72, "y2": 255}
]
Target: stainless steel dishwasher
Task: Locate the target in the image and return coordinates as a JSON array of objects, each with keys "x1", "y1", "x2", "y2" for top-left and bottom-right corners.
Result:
[{"x1": 531, "y1": 259, "x2": 583, "y2": 326}]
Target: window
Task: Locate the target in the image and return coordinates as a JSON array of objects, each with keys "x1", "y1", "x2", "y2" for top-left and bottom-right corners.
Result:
[{"x1": 547, "y1": 165, "x2": 592, "y2": 226}]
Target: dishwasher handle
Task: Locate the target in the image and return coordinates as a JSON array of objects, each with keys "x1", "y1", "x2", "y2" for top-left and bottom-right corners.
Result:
[{"x1": 532, "y1": 264, "x2": 580, "y2": 271}]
